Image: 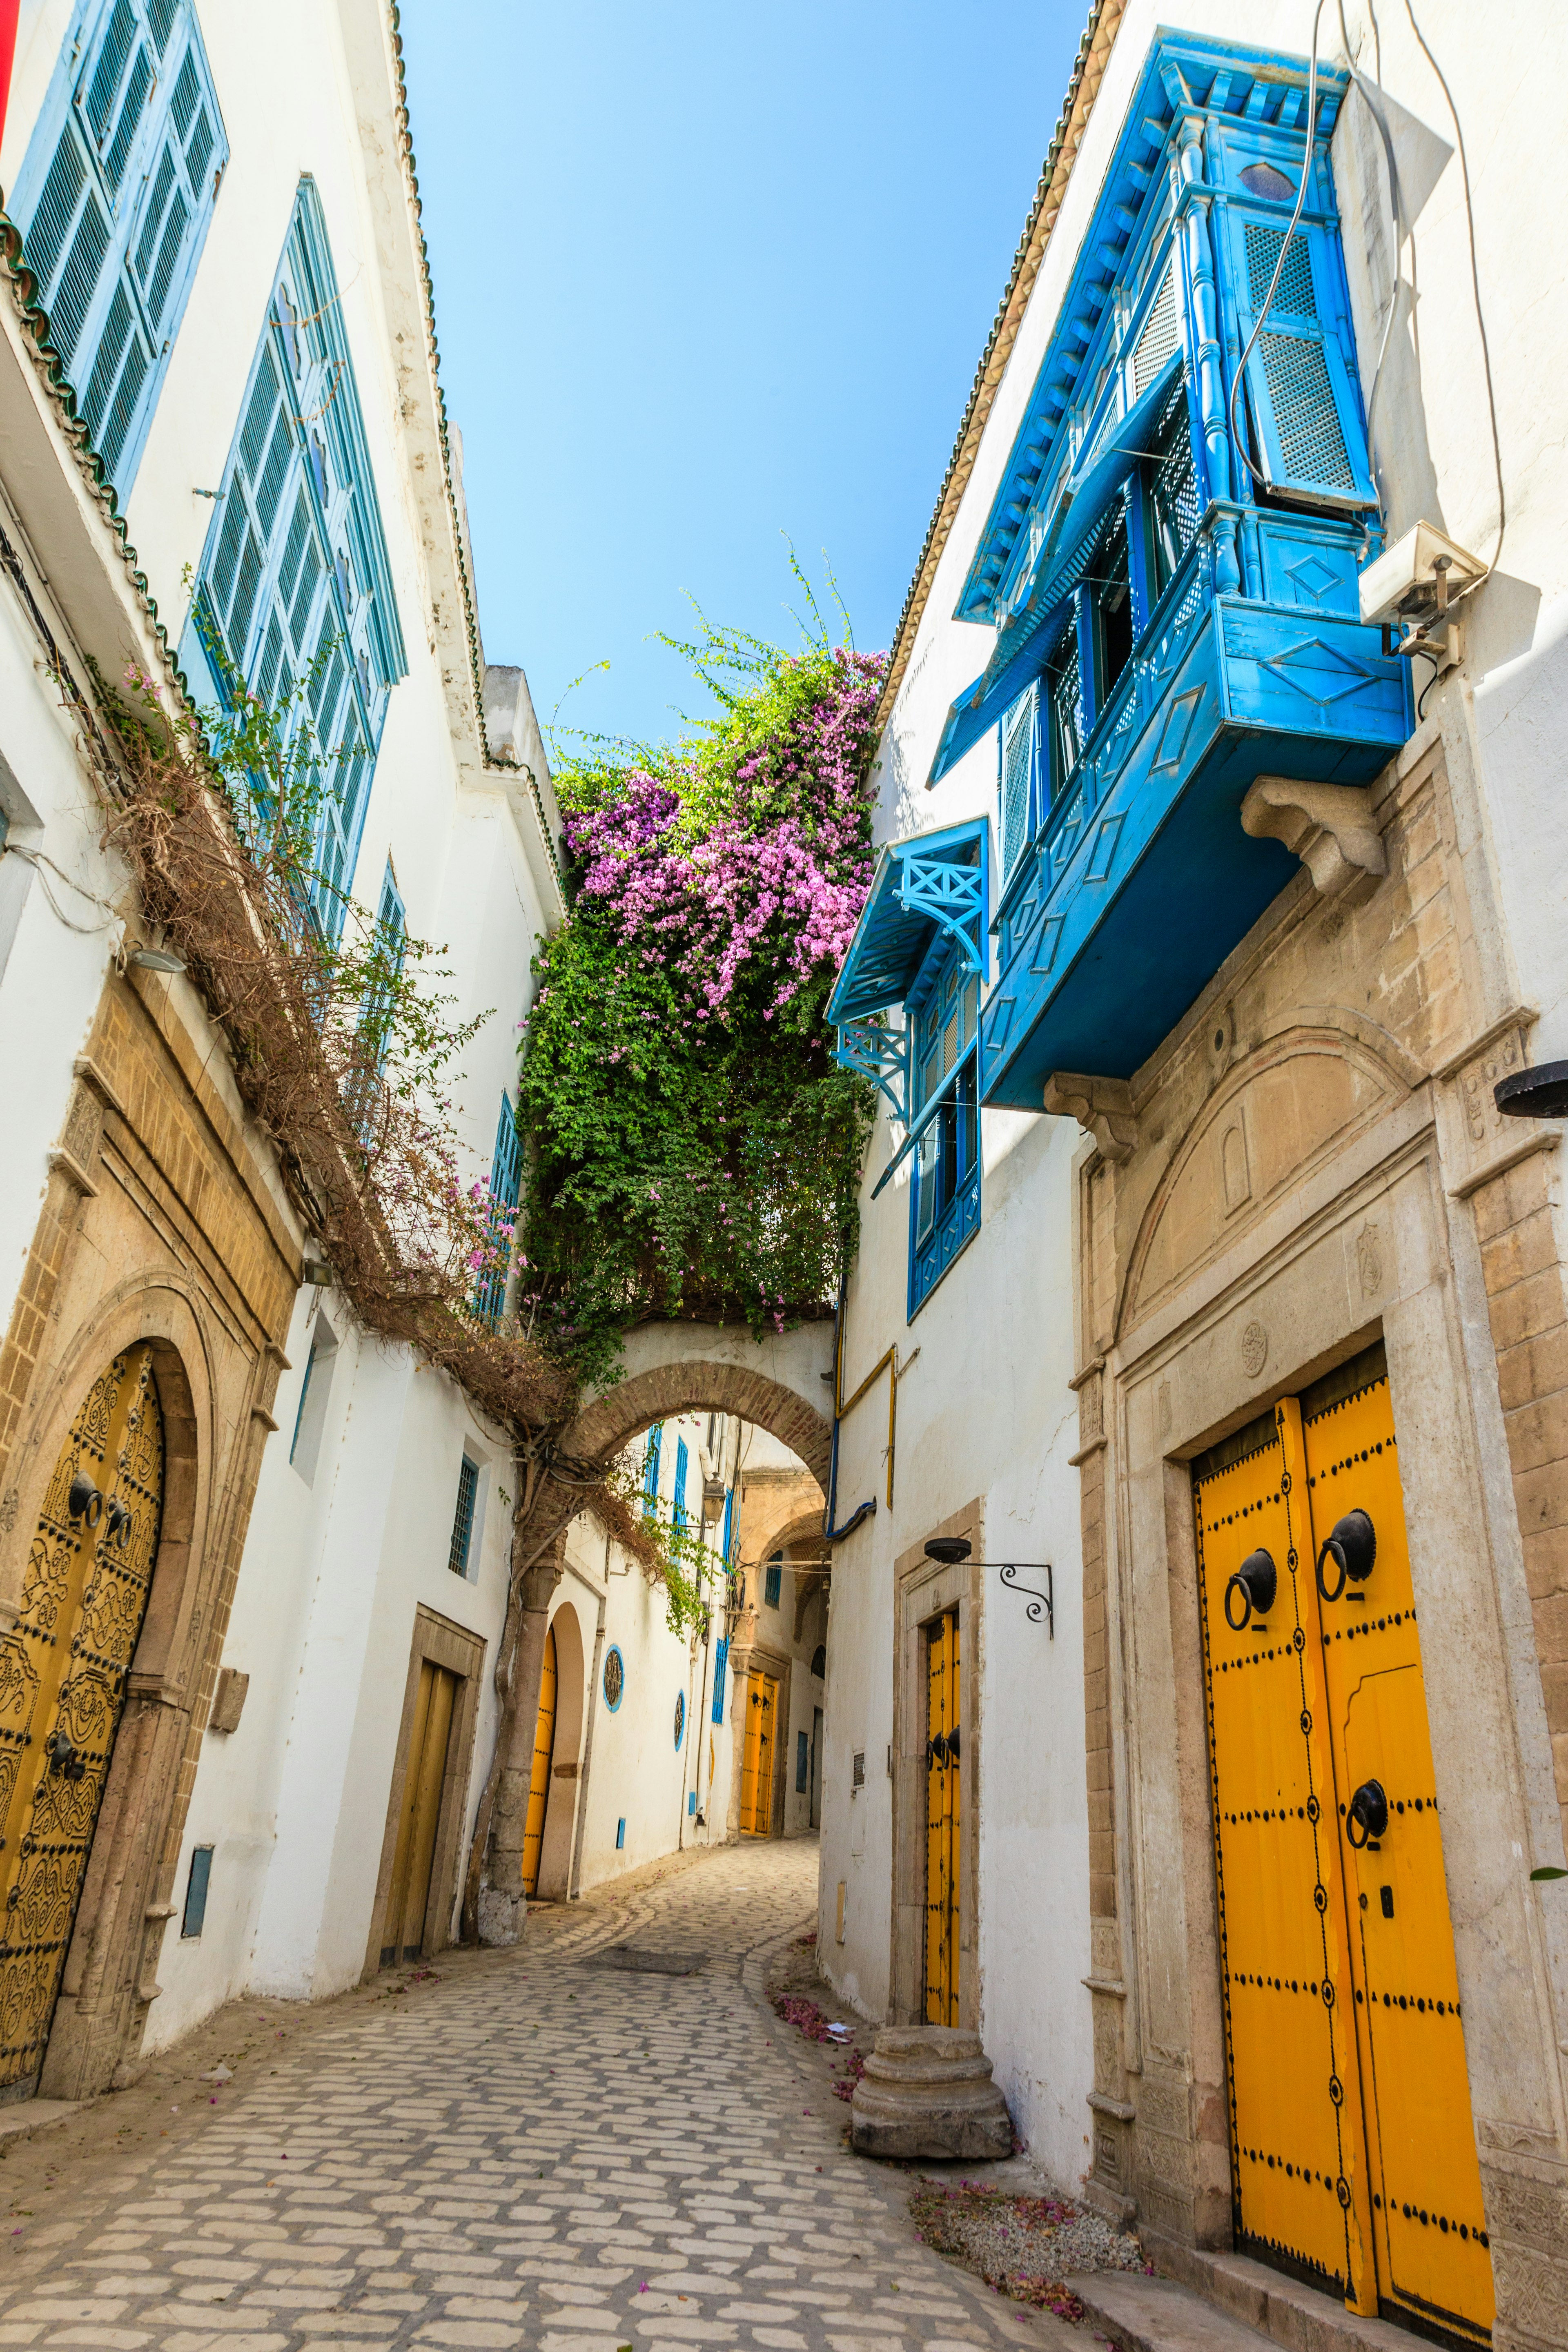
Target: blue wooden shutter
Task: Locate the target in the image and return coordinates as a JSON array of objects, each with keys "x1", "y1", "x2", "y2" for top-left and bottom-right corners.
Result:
[
  {"x1": 642, "y1": 1423, "x2": 662, "y2": 1501},
  {"x1": 186, "y1": 179, "x2": 404, "y2": 929},
  {"x1": 999, "y1": 686, "x2": 1036, "y2": 879},
  {"x1": 1228, "y1": 214, "x2": 1375, "y2": 510},
  {"x1": 711, "y1": 1639, "x2": 728, "y2": 1723},
  {"x1": 13, "y1": 0, "x2": 225, "y2": 494},
  {"x1": 475, "y1": 1089, "x2": 521, "y2": 1328},
  {"x1": 673, "y1": 1438, "x2": 689, "y2": 1535}
]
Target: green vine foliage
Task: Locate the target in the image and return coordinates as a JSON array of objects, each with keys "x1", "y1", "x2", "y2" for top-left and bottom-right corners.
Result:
[{"x1": 516, "y1": 615, "x2": 885, "y2": 1381}]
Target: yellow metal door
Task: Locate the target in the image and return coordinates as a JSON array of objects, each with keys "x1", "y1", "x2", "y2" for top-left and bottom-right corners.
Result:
[
  {"x1": 383, "y1": 1659, "x2": 457, "y2": 1964},
  {"x1": 1196, "y1": 1356, "x2": 1493, "y2": 2340},
  {"x1": 0, "y1": 1345, "x2": 163, "y2": 2092},
  {"x1": 1195, "y1": 1405, "x2": 1374, "y2": 2305},
  {"x1": 1304, "y1": 1367, "x2": 1493, "y2": 2344},
  {"x1": 521, "y1": 1622, "x2": 558, "y2": 1899},
  {"x1": 924, "y1": 1609, "x2": 960, "y2": 2026},
  {"x1": 739, "y1": 1674, "x2": 777, "y2": 1836}
]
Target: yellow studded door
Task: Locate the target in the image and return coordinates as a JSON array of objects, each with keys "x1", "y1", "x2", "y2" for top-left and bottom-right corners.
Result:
[
  {"x1": 1195, "y1": 1348, "x2": 1492, "y2": 2342},
  {"x1": 0, "y1": 1345, "x2": 163, "y2": 2094},
  {"x1": 739, "y1": 1674, "x2": 777, "y2": 1837},
  {"x1": 1304, "y1": 1367, "x2": 1493, "y2": 2344},
  {"x1": 521, "y1": 1622, "x2": 558, "y2": 1899},
  {"x1": 924, "y1": 1609, "x2": 960, "y2": 2027}
]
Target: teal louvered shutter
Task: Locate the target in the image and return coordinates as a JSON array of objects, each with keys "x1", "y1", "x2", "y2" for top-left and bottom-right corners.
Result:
[
  {"x1": 1229, "y1": 215, "x2": 1376, "y2": 510},
  {"x1": 643, "y1": 1423, "x2": 662, "y2": 1501},
  {"x1": 674, "y1": 1438, "x2": 689, "y2": 1535},
  {"x1": 13, "y1": 0, "x2": 225, "y2": 493},
  {"x1": 475, "y1": 1089, "x2": 521, "y2": 1327},
  {"x1": 999, "y1": 686, "x2": 1036, "y2": 879}
]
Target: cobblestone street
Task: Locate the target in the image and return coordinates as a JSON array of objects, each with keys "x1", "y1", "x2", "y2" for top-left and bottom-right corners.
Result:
[{"x1": 0, "y1": 1840, "x2": 1081, "y2": 2352}]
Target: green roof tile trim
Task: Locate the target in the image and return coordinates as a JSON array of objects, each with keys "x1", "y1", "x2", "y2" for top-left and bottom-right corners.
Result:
[
  {"x1": 0, "y1": 205, "x2": 182, "y2": 698},
  {"x1": 873, "y1": 0, "x2": 1124, "y2": 741},
  {"x1": 384, "y1": 2, "x2": 564, "y2": 900}
]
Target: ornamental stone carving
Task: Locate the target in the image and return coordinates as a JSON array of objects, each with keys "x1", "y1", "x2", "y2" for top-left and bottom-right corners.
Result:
[
  {"x1": 1045, "y1": 1072, "x2": 1138, "y2": 1165},
  {"x1": 1240, "y1": 774, "x2": 1388, "y2": 904}
]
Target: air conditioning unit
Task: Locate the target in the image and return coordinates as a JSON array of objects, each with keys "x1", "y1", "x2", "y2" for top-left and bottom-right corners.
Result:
[{"x1": 1359, "y1": 521, "x2": 1486, "y2": 675}]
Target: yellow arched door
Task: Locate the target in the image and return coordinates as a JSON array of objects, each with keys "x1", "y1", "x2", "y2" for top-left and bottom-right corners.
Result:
[
  {"x1": 521, "y1": 1622, "x2": 557, "y2": 1899},
  {"x1": 739, "y1": 1674, "x2": 777, "y2": 1836},
  {"x1": 0, "y1": 1345, "x2": 163, "y2": 2093}
]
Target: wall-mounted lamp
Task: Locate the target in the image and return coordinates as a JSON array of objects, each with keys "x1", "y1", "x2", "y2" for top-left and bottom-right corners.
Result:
[
  {"x1": 923, "y1": 1536, "x2": 1054, "y2": 1635},
  {"x1": 1495, "y1": 1063, "x2": 1568, "y2": 1121},
  {"x1": 127, "y1": 945, "x2": 186, "y2": 975}
]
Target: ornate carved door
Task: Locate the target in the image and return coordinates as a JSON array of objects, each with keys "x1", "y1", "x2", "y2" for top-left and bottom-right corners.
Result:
[
  {"x1": 924, "y1": 1608, "x2": 960, "y2": 2026},
  {"x1": 0, "y1": 1345, "x2": 163, "y2": 2094},
  {"x1": 1195, "y1": 1350, "x2": 1492, "y2": 2341}
]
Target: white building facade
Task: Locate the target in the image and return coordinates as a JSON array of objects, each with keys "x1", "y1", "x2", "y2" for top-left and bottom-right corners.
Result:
[{"x1": 821, "y1": 10, "x2": 1568, "y2": 2351}]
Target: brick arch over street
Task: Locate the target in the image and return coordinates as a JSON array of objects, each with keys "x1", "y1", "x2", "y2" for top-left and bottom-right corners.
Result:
[{"x1": 562, "y1": 1319, "x2": 836, "y2": 1492}]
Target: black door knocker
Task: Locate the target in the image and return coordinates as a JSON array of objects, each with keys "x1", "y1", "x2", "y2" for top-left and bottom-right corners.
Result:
[
  {"x1": 1316, "y1": 1509, "x2": 1376, "y2": 1603},
  {"x1": 66, "y1": 1474, "x2": 104, "y2": 1528},
  {"x1": 44, "y1": 1730, "x2": 85, "y2": 1783},
  {"x1": 926, "y1": 1728, "x2": 960, "y2": 1766},
  {"x1": 1346, "y1": 1777, "x2": 1389, "y2": 1849},
  {"x1": 1224, "y1": 1547, "x2": 1278, "y2": 1631}
]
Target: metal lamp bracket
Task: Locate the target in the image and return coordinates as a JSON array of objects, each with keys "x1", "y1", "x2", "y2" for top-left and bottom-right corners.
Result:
[{"x1": 923, "y1": 1537, "x2": 1053, "y2": 1635}]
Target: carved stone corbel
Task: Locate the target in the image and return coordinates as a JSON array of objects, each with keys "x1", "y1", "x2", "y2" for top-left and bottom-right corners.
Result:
[
  {"x1": 1044, "y1": 1073, "x2": 1138, "y2": 1166},
  {"x1": 1241, "y1": 775, "x2": 1387, "y2": 905}
]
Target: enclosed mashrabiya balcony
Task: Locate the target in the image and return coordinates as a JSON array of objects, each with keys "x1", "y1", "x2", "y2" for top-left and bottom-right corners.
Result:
[{"x1": 832, "y1": 29, "x2": 1414, "y2": 1312}]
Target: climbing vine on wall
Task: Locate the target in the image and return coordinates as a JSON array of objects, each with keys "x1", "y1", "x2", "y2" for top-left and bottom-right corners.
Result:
[{"x1": 515, "y1": 611, "x2": 884, "y2": 1382}]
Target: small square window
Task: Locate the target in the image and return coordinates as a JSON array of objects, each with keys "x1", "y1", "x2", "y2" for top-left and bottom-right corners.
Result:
[
  {"x1": 448, "y1": 1456, "x2": 480, "y2": 1578},
  {"x1": 182, "y1": 1845, "x2": 214, "y2": 1939}
]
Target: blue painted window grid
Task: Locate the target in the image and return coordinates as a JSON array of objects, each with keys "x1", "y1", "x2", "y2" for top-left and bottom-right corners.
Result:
[
  {"x1": 448, "y1": 1455, "x2": 479, "y2": 1579},
  {"x1": 907, "y1": 932, "x2": 983, "y2": 1320},
  {"x1": 11, "y1": 0, "x2": 229, "y2": 497},
  {"x1": 764, "y1": 1557, "x2": 782, "y2": 1609},
  {"x1": 642, "y1": 1423, "x2": 662, "y2": 1505},
  {"x1": 181, "y1": 1842, "x2": 213, "y2": 1938},
  {"x1": 474, "y1": 1091, "x2": 521, "y2": 1329},
  {"x1": 673, "y1": 1437, "x2": 688, "y2": 1536},
  {"x1": 711, "y1": 1639, "x2": 728, "y2": 1723},
  {"x1": 182, "y1": 176, "x2": 407, "y2": 935}
]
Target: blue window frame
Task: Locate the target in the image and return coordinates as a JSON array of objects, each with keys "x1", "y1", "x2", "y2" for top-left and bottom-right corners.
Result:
[
  {"x1": 673, "y1": 1437, "x2": 689, "y2": 1536},
  {"x1": 10, "y1": 0, "x2": 227, "y2": 496},
  {"x1": 711, "y1": 1638, "x2": 728, "y2": 1723},
  {"x1": 642, "y1": 1422, "x2": 662, "y2": 1504},
  {"x1": 448, "y1": 1455, "x2": 479, "y2": 1578},
  {"x1": 181, "y1": 1843, "x2": 214, "y2": 1938},
  {"x1": 764, "y1": 1556, "x2": 782, "y2": 1609},
  {"x1": 474, "y1": 1089, "x2": 521, "y2": 1330},
  {"x1": 908, "y1": 936, "x2": 982, "y2": 1317},
  {"x1": 180, "y1": 177, "x2": 407, "y2": 933},
  {"x1": 719, "y1": 1488, "x2": 733, "y2": 1568}
]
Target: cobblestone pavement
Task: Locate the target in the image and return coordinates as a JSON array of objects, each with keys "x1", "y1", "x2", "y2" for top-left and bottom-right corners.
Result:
[{"x1": 0, "y1": 1838, "x2": 1084, "y2": 2351}]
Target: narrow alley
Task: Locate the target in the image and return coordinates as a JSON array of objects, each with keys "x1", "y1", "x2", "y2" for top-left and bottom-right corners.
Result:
[{"x1": 0, "y1": 1843, "x2": 1078, "y2": 2352}]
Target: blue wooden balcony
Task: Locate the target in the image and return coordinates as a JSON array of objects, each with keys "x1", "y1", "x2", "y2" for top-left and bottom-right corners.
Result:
[{"x1": 978, "y1": 504, "x2": 1410, "y2": 1108}]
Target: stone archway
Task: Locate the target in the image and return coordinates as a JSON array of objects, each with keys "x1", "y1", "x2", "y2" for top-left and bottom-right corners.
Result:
[{"x1": 470, "y1": 1319, "x2": 837, "y2": 1946}]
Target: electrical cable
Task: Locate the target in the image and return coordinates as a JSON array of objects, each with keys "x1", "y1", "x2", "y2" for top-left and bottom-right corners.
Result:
[
  {"x1": 1335, "y1": 0, "x2": 1405, "y2": 530},
  {"x1": 1229, "y1": 0, "x2": 1328, "y2": 491},
  {"x1": 2, "y1": 844, "x2": 124, "y2": 937},
  {"x1": 1401, "y1": 0, "x2": 1506, "y2": 578}
]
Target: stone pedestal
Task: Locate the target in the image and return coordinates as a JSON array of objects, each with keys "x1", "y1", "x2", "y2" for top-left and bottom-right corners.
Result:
[{"x1": 850, "y1": 2025, "x2": 1012, "y2": 2159}]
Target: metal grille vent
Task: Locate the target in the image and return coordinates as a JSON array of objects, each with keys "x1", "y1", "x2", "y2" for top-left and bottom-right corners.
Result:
[
  {"x1": 1246, "y1": 222, "x2": 1316, "y2": 317},
  {"x1": 1000, "y1": 689, "x2": 1035, "y2": 875},
  {"x1": 1132, "y1": 265, "x2": 1181, "y2": 396},
  {"x1": 1259, "y1": 333, "x2": 1354, "y2": 490}
]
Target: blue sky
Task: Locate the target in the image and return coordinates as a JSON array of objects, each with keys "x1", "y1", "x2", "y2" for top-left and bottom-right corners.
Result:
[{"x1": 398, "y1": 3, "x2": 1086, "y2": 755}]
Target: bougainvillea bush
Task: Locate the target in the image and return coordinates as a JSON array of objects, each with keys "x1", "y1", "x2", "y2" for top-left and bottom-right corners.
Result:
[{"x1": 516, "y1": 615, "x2": 884, "y2": 1380}]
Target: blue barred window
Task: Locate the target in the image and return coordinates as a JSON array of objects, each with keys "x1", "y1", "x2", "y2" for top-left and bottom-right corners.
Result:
[
  {"x1": 474, "y1": 1091, "x2": 521, "y2": 1329},
  {"x1": 10, "y1": 0, "x2": 227, "y2": 495},
  {"x1": 179, "y1": 177, "x2": 407, "y2": 933}
]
